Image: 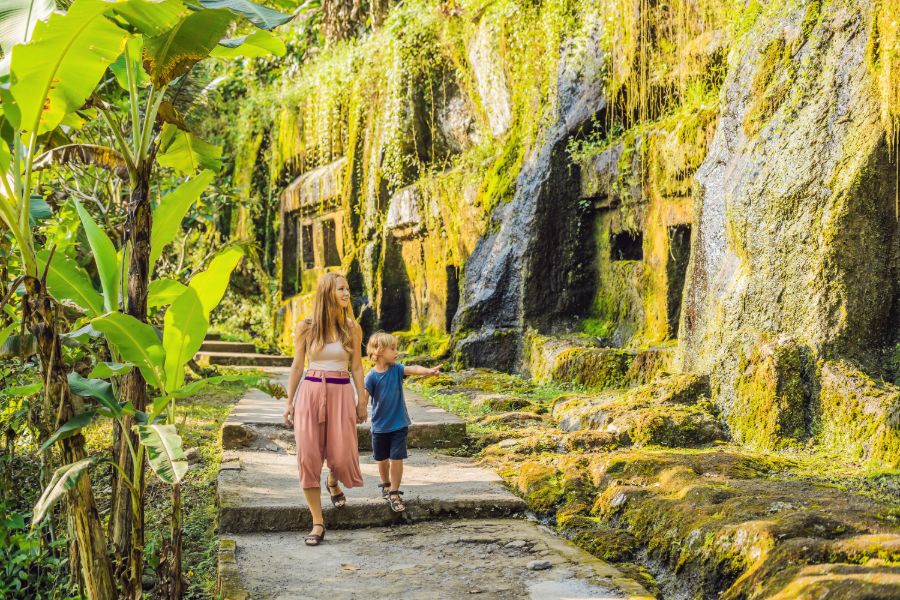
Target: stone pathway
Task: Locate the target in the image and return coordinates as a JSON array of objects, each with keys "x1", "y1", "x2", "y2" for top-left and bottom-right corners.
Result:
[{"x1": 216, "y1": 367, "x2": 652, "y2": 599}]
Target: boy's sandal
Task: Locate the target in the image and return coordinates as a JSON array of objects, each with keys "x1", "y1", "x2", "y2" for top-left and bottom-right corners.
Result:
[
  {"x1": 305, "y1": 523, "x2": 326, "y2": 546},
  {"x1": 387, "y1": 490, "x2": 405, "y2": 513},
  {"x1": 378, "y1": 482, "x2": 390, "y2": 499},
  {"x1": 326, "y1": 478, "x2": 347, "y2": 509}
]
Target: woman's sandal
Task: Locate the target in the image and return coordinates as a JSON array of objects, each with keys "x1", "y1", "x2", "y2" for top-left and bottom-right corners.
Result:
[
  {"x1": 305, "y1": 523, "x2": 326, "y2": 546},
  {"x1": 378, "y1": 482, "x2": 390, "y2": 499},
  {"x1": 326, "y1": 478, "x2": 347, "y2": 508},
  {"x1": 387, "y1": 490, "x2": 405, "y2": 513}
]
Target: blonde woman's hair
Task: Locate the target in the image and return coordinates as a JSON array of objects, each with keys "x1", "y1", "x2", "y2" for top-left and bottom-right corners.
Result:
[
  {"x1": 302, "y1": 272, "x2": 356, "y2": 354},
  {"x1": 367, "y1": 331, "x2": 397, "y2": 361}
]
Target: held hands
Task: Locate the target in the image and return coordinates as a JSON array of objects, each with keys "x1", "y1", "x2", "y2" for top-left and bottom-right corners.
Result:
[
  {"x1": 283, "y1": 404, "x2": 293, "y2": 428},
  {"x1": 356, "y1": 391, "x2": 368, "y2": 424}
]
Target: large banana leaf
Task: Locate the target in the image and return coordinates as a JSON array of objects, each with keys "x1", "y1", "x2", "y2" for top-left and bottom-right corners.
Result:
[
  {"x1": 93, "y1": 312, "x2": 166, "y2": 391},
  {"x1": 35, "y1": 250, "x2": 104, "y2": 316},
  {"x1": 0, "y1": 0, "x2": 57, "y2": 76},
  {"x1": 189, "y1": 246, "x2": 244, "y2": 315},
  {"x1": 162, "y1": 286, "x2": 207, "y2": 392},
  {"x1": 38, "y1": 410, "x2": 95, "y2": 452},
  {"x1": 137, "y1": 423, "x2": 187, "y2": 484},
  {"x1": 111, "y1": 0, "x2": 187, "y2": 37},
  {"x1": 211, "y1": 29, "x2": 286, "y2": 58},
  {"x1": 157, "y1": 124, "x2": 222, "y2": 175},
  {"x1": 67, "y1": 371, "x2": 121, "y2": 416},
  {"x1": 142, "y1": 8, "x2": 233, "y2": 87},
  {"x1": 32, "y1": 457, "x2": 95, "y2": 526},
  {"x1": 9, "y1": 0, "x2": 129, "y2": 134},
  {"x1": 148, "y1": 278, "x2": 188, "y2": 308},
  {"x1": 73, "y1": 200, "x2": 119, "y2": 312},
  {"x1": 149, "y1": 170, "x2": 214, "y2": 266},
  {"x1": 199, "y1": 0, "x2": 293, "y2": 30}
]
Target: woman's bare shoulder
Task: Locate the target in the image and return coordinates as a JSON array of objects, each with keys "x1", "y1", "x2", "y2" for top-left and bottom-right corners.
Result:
[{"x1": 295, "y1": 318, "x2": 313, "y2": 337}]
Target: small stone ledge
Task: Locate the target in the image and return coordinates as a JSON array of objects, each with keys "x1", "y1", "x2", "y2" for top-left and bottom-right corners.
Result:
[{"x1": 216, "y1": 538, "x2": 248, "y2": 600}]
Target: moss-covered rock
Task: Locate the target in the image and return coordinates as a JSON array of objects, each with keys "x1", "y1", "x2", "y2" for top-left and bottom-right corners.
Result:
[
  {"x1": 552, "y1": 374, "x2": 725, "y2": 447},
  {"x1": 514, "y1": 461, "x2": 564, "y2": 513},
  {"x1": 817, "y1": 360, "x2": 900, "y2": 468},
  {"x1": 731, "y1": 336, "x2": 812, "y2": 450}
]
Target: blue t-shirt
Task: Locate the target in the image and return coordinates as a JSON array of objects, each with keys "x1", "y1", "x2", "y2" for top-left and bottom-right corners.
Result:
[{"x1": 364, "y1": 363, "x2": 411, "y2": 433}]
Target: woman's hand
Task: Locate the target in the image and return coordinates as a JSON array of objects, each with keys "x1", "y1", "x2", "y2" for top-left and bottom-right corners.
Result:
[
  {"x1": 356, "y1": 407, "x2": 367, "y2": 424},
  {"x1": 283, "y1": 404, "x2": 294, "y2": 428}
]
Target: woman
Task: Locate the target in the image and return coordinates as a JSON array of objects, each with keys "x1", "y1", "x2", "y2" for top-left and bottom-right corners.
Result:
[{"x1": 283, "y1": 272, "x2": 367, "y2": 546}]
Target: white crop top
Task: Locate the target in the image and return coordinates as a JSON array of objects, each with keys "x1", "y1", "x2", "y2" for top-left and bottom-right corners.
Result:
[{"x1": 307, "y1": 340, "x2": 350, "y2": 372}]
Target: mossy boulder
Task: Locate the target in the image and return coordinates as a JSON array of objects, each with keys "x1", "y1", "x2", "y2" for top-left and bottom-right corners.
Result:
[
  {"x1": 515, "y1": 461, "x2": 564, "y2": 513},
  {"x1": 552, "y1": 374, "x2": 725, "y2": 447},
  {"x1": 731, "y1": 336, "x2": 812, "y2": 450},
  {"x1": 526, "y1": 333, "x2": 673, "y2": 391},
  {"x1": 817, "y1": 360, "x2": 900, "y2": 468},
  {"x1": 471, "y1": 393, "x2": 532, "y2": 412},
  {"x1": 479, "y1": 411, "x2": 546, "y2": 428}
]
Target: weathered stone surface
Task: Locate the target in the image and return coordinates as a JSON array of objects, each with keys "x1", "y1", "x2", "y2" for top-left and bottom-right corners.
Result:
[
  {"x1": 526, "y1": 333, "x2": 673, "y2": 391},
  {"x1": 731, "y1": 336, "x2": 812, "y2": 450},
  {"x1": 281, "y1": 157, "x2": 347, "y2": 213},
  {"x1": 200, "y1": 340, "x2": 256, "y2": 354},
  {"x1": 467, "y1": 22, "x2": 511, "y2": 137},
  {"x1": 385, "y1": 184, "x2": 424, "y2": 234},
  {"x1": 218, "y1": 450, "x2": 526, "y2": 533},
  {"x1": 479, "y1": 411, "x2": 546, "y2": 428},
  {"x1": 215, "y1": 539, "x2": 248, "y2": 600},
  {"x1": 454, "y1": 18, "x2": 608, "y2": 369},
  {"x1": 679, "y1": 0, "x2": 900, "y2": 415},
  {"x1": 227, "y1": 520, "x2": 652, "y2": 599},
  {"x1": 818, "y1": 360, "x2": 900, "y2": 468},
  {"x1": 551, "y1": 374, "x2": 723, "y2": 448},
  {"x1": 195, "y1": 351, "x2": 293, "y2": 367}
]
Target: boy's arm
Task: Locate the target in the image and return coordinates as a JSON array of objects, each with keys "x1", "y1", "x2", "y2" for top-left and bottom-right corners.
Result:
[{"x1": 403, "y1": 364, "x2": 443, "y2": 377}]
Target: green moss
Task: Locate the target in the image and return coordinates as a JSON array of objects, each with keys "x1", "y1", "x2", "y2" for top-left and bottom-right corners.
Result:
[
  {"x1": 731, "y1": 338, "x2": 810, "y2": 450},
  {"x1": 516, "y1": 461, "x2": 565, "y2": 513},
  {"x1": 817, "y1": 360, "x2": 900, "y2": 469}
]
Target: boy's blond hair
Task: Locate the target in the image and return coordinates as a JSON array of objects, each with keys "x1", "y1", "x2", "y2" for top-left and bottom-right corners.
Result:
[{"x1": 367, "y1": 331, "x2": 398, "y2": 361}]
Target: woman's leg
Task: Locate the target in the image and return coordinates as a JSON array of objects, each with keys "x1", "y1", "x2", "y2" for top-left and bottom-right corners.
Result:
[{"x1": 303, "y1": 486, "x2": 324, "y2": 527}]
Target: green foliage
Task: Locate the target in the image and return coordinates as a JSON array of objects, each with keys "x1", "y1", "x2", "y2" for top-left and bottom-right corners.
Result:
[
  {"x1": 0, "y1": 501, "x2": 73, "y2": 599},
  {"x1": 138, "y1": 423, "x2": 188, "y2": 484},
  {"x1": 31, "y1": 458, "x2": 95, "y2": 526},
  {"x1": 73, "y1": 199, "x2": 119, "y2": 312},
  {"x1": 150, "y1": 170, "x2": 216, "y2": 266},
  {"x1": 93, "y1": 312, "x2": 167, "y2": 390},
  {"x1": 8, "y1": 0, "x2": 127, "y2": 134},
  {"x1": 35, "y1": 249, "x2": 104, "y2": 316},
  {"x1": 157, "y1": 124, "x2": 224, "y2": 175},
  {"x1": 163, "y1": 286, "x2": 208, "y2": 392}
]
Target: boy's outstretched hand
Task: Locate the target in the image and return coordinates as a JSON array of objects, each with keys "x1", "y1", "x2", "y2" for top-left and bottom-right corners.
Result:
[{"x1": 428, "y1": 364, "x2": 443, "y2": 376}]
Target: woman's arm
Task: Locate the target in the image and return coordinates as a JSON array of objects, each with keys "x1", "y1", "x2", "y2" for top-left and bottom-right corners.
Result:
[
  {"x1": 403, "y1": 364, "x2": 443, "y2": 377},
  {"x1": 350, "y1": 323, "x2": 368, "y2": 424},
  {"x1": 283, "y1": 320, "x2": 308, "y2": 427}
]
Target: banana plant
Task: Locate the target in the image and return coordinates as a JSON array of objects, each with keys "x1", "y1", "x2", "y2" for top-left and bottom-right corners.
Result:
[{"x1": 0, "y1": 0, "x2": 292, "y2": 596}]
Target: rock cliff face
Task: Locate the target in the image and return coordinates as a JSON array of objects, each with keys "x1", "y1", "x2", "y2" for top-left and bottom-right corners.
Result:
[
  {"x1": 677, "y1": 0, "x2": 899, "y2": 445},
  {"x1": 258, "y1": 0, "x2": 898, "y2": 460}
]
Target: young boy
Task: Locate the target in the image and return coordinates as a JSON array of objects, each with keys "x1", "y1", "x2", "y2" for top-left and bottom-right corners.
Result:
[{"x1": 364, "y1": 331, "x2": 442, "y2": 512}]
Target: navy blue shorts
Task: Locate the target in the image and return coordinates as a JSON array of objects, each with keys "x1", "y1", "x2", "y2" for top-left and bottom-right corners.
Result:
[{"x1": 372, "y1": 427, "x2": 409, "y2": 461}]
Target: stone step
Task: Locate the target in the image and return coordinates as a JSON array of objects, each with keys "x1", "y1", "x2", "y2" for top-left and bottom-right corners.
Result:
[
  {"x1": 200, "y1": 340, "x2": 256, "y2": 353},
  {"x1": 195, "y1": 351, "x2": 293, "y2": 367},
  {"x1": 219, "y1": 519, "x2": 653, "y2": 599},
  {"x1": 222, "y1": 386, "x2": 466, "y2": 451},
  {"x1": 218, "y1": 450, "x2": 527, "y2": 533},
  {"x1": 205, "y1": 333, "x2": 223, "y2": 341}
]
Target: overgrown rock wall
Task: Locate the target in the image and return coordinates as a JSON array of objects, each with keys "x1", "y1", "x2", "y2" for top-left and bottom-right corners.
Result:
[{"x1": 677, "y1": 0, "x2": 900, "y2": 448}]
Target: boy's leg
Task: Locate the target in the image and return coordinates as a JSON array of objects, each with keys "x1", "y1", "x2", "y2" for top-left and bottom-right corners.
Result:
[
  {"x1": 389, "y1": 458, "x2": 403, "y2": 491},
  {"x1": 377, "y1": 459, "x2": 390, "y2": 485}
]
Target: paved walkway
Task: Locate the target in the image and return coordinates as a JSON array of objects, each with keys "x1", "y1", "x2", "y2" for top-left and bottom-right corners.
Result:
[{"x1": 216, "y1": 367, "x2": 652, "y2": 599}]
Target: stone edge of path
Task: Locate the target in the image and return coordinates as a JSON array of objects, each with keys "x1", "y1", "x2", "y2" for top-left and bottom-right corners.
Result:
[
  {"x1": 215, "y1": 538, "x2": 249, "y2": 600},
  {"x1": 214, "y1": 523, "x2": 656, "y2": 600},
  {"x1": 221, "y1": 421, "x2": 467, "y2": 451}
]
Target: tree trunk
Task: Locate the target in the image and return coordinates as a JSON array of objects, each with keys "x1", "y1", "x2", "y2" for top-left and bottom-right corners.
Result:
[
  {"x1": 114, "y1": 157, "x2": 154, "y2": 598},
  {"x1": 322, "y1": 0, "x2": 362, "y2": 42},
  {"x1": 169, "y1": 483, "x2": 184, "y2": 599},
  {"x1": 23, "y1": 276, "x2": 116, "y2": 599}
]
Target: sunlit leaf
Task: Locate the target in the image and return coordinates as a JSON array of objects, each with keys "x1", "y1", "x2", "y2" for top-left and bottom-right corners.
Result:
[
  {"x1": 148, "y1": 278, "x2": 189, "y2": 308},
  {"x1": 36, "y1": 249, "x2": 104, "y2": 316},
  {"x1": 189, "y1": 246, "x2": 244, "y2": 315},
  {"x1": 32, "y1": 457, "x2": 95, "y2": 525},
  {"x1": 88, "y1": 361, "x2": 133, "y2": 379},
  {"x1": 9, "y1": 0, "x2": 128, "y2": 133},
  {"x1": 67, "y1": 371, "x2": 121, "y2": 417},
  {"x1": 138, "y1": 423, "x2": 187, "y2": 484},
  {"x1": 157, "y1": 124, "x2": 222, "y2": 175},
  {"x1": 211, "y1": 29, "x2": 286, "y2": 58},
  {"x1": 150, "y1": 170, "x2": 214, "y2": 265},
  {"x1": 73, "y1": 200, "x2": 119, "y2": 313},
  {"x1": 93, "y1": 312, "x2": 166, "y2": 391},
  {"x1": 163, "y1": 286, "x2": 207, "y2": 392},
  {"x1": 142, "y1": 8, "x2": 233, "y2": 87}
]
